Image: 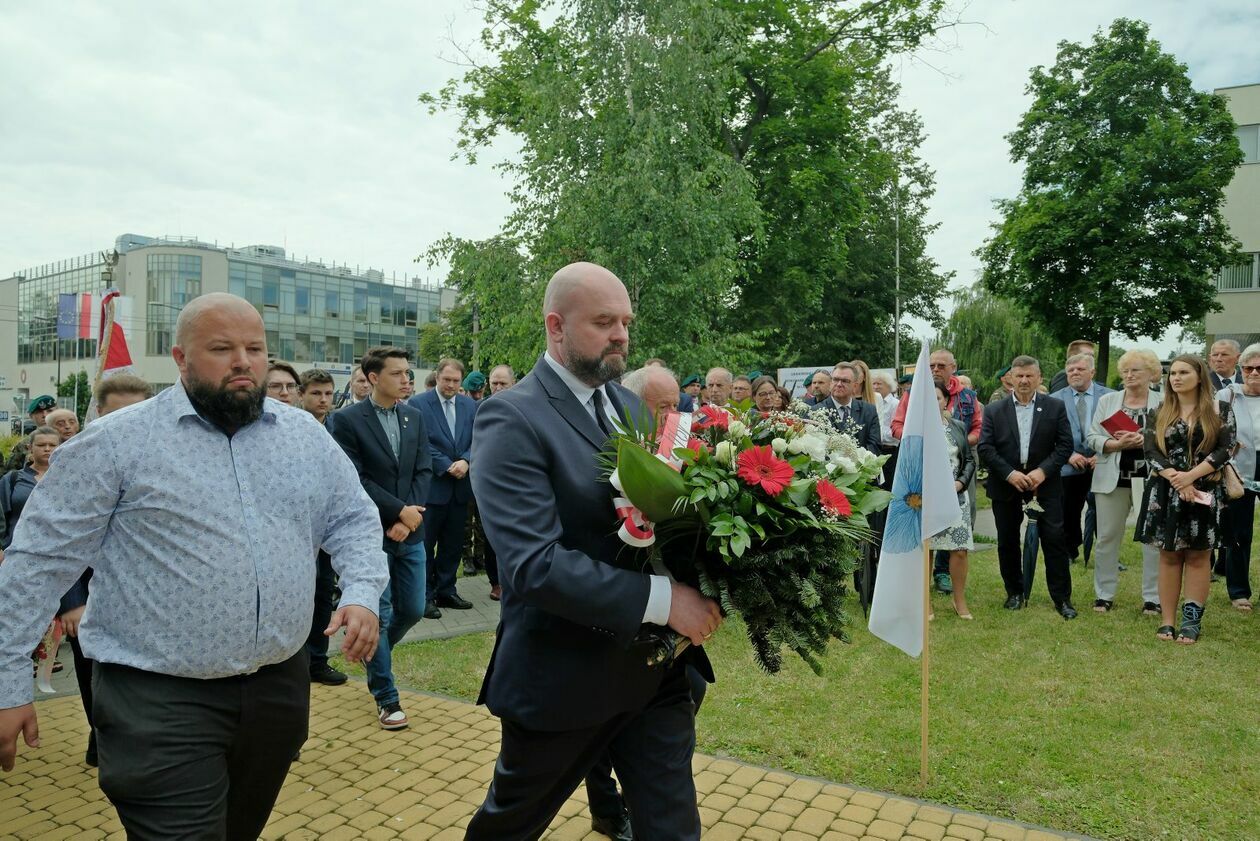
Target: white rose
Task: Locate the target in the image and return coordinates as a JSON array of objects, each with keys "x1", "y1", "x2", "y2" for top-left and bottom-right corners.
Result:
[
  {"x1": 715, "y1": 440, "x2": 735, "y2": 466},
  {"x1": 727, "y1": 420, "x2": 747, "y2": 439},
  {"x1": 771, "y1": 437, "x2": 788, "y2": 454},
  {"x1": 836, "y1": 456, "x2": 857, "y2": 474}
]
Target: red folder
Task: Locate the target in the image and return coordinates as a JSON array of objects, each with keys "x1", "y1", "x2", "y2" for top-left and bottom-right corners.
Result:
[{"x1": 1100, "y1": 409, "x2": 1141, "y2": 436}]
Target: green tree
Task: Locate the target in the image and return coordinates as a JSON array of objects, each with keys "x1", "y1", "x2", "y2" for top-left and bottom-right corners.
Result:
[
  {"x1": 56, "y1": 371, "x2": 91, "y2": 423},
  {"x1": 978, "y1": 18, "x2": 1242, "y2": 377},
  {"x1": 422, "y1": 0, "x2": 952, "y2": 373},
  {"x1": 934, "y1": 284, "x2": 1065, "y2": 400}
]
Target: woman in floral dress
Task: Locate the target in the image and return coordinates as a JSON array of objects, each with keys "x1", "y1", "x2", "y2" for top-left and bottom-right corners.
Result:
[
  {"x1": 1135, "y1": 355, "x2": 1235, "y2": 644},
  {"x1": 927, "y1": 382, "x2": 976, "y2": 619}
]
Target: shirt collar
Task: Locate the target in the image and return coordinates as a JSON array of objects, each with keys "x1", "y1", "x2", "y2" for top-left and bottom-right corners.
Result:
[
  {"x1": 368, "y1": 395, "x2": 398, "y2": 414},
  {"x1": 544, "y1": 351, "x2": 611, "y2": 409},
  {"x1": 1012, "y1": 392, "x2": 1038, "y2": 408},
  {"x1": 172, "y1": 379, "x2": 277, "y2": 427}
]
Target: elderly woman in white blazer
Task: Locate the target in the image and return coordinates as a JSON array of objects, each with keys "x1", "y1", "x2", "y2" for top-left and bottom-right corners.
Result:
[
  {"x1": 1215, "y1": 342, "x2": 1260, "y2": 612},
  {"x1": 1087, "y1": 349, "x2": 1164, "y2": 613}
]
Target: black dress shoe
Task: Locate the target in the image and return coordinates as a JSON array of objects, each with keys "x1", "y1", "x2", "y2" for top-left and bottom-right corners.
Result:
[
  {"x1": 310, "y1": 663, "x2": 348, "y2": 685},
  {"x1": 591, "y1": 810, "x2": 633, "y2": 841},
  {"x1": 436, "y1": 594, "x2": 473, "y2": 610},
  {"x1": 1003, "y1": 594, "x2": 1024, "y2": 610},
  {"x1": 423, "y1": 602, "x2": 443, "y2": 619},
  {"x1": 1056, "y1": 602, "x2": 1078, "y2": 620}
]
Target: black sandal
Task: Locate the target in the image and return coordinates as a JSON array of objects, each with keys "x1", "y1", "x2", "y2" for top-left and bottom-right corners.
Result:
[
  {"x1": 1176, "y1": 602, "x2": 1204, "y2": 645},
  {"x1": 1156, "y1": 625, "x2": 1175, "y2": 641},
  {"x1": 1093, "y1": 599, "x2": 1113, "y2": 613}
]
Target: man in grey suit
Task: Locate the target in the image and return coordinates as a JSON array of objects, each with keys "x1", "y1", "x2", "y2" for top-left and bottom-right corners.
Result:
[
  {"x1": 812, "y1": 362, "x2": 882, "y2": 455},
  {"x1": 465, "y1": 262, "x2": 721, "y2": 841}
]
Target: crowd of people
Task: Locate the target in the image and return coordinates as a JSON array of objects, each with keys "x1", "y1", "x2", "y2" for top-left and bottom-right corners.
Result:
[{"x1": 0, "y1": 272, "x2": 1254, "y2": 839}]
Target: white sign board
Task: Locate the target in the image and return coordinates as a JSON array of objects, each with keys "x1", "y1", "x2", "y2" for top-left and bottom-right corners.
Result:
[{"x1": 777, "y1": 366, "x2": 830, "y2": 398}]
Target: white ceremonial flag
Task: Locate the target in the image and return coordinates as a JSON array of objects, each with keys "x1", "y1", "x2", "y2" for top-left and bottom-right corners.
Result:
[{"x1": 868, "y1": 344, "x2": 959, "y2": 657}]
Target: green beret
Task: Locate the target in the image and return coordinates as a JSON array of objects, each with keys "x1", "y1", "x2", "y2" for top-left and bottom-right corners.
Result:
[
  {"x1": 462, "y1": 371, "x2": 487, "y2": 391},
  {"x1": 681, "y1": 374, "x2": 702, "y2": 387},
  {"x1": 897, "y1": 374, "x2": 913, "y2": 386},
  {"x1": 28, "y1": 395, "x2": 56, "y2": 413},
  {"x1": 996, "y1": 365, "x2": 1012, "y2": 378}
]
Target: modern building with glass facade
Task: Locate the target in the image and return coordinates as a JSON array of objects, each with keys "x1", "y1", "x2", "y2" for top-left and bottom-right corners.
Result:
[
  {"x1": 0, "y1": 233, "x2": 447, "y2": 421},
  {"x1": 1207, "y1": 83, "x2": 1260, "y2": 348}
]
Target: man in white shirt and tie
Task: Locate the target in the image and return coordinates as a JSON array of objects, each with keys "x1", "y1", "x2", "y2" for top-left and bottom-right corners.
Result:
[{"x1": 1050, "y1": 353, "x2": 1112, "y2": 564}]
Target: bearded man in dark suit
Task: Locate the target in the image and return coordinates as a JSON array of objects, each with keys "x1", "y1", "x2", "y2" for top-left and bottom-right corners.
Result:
[{"x1": 464, "y1": 262, "x2": 720, "y2": 841}]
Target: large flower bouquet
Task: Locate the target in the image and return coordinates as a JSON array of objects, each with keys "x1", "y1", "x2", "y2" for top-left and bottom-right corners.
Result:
[{"x1": 604, "y1": 402, "x2": 891, "y2": 673}]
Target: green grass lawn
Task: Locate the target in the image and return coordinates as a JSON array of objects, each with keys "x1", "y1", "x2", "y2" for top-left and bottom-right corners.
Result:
[{"x1": 351, "y1": 537, "x2": 1259, "y2": 841}]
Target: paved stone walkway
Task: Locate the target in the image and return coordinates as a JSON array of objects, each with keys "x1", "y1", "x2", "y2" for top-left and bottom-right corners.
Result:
[{"x1": 7, "y1": 678, "x2": 1094, "y2": 841}]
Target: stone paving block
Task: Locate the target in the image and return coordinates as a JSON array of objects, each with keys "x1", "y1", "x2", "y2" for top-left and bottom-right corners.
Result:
[
  {"x1": 720, "y1": 805, "x2": 761, "y2": 828},
  {"x1": 727, "y1": 764, "x2": 766, "y2": 788},
  {"x1": 362, "y1": 826, "x2": 399, "y2": 841},
  {"x1": 952, "y1": 814, "x2": 990, "y2": 829},
  {"x1": 770, "y1": 796, "x2": 809, "y2": 817},
  {"x1": 851, "y1": 791, "x2": 888, "y2": 809},
  {"x1": 879, "y1": 799, "x2": 918, "y2": 825},
  {"x1": 15, "y1": 821, "x2": 58, "y2": 840},
  {"x1": 917, "y1": 806, "x2": 953, "y2": 826},
  {"x1": 833, "y1": 817, "x2": 874, "y2": 837},
  {"x1": 782, "y1": 832, "x2": 820, "y2": 841},
  {"x1": 320, "y1": 825, "x2": 369, "y2": 841},
  {"x1": 906, "y1": 818, "x2": 948, "y2": 841},
  {"x1": 945, "y1": 827, "x2": 985, "y2": 841},
  {"x1": 755, "y1": 809, "x2": 796, "y2": 832},
  {"x1": 705, "y1": 822, "x2": 752, "y2": 840},
  {"x1": 746, "y1": 827, "x2": 786, "y2": 840},
  {"x1": 986, "y1": 821, "x2": 1027, "y2": 840},
  {"x1": 750, "y1": 780, "x2": 787, "y2": 799},
  {"x1": 701, "y1": 791, "x2": 739, "y2": 812},
  {"x1": 784, "y1": 777, "x2": 825, "y2": 802},
  {"x1": 714, "y1": 781, "x2": 749, "y2": 798},
  {"x1": 867, "y1": 817, "x2": 910, "y2": 839},
  {"x1": 821, "y1": 833, "x2": 862, "y2": 841},
  {"x1": 398, "y1": 823, "x2": 441, "y2": 841},
  {"x1": 739, "y1": 792, "x2": 775, "y2": 812},
  {"x1": 793, "y1": 805, "x2": 837, "y2": 835},
  {"x1": 841, "y1": 803, "x2": 879, "y2": 825}
]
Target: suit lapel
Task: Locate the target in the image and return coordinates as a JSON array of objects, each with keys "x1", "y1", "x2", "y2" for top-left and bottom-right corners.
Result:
[
  {"x1": 397, "y1": 403, "x2": 418, "y2": 480},
  {"x1": 532, "y1": 355, "x2": 606, "y2": 450},
  {"x1": 359, "y1": 400, "x2": 396, "y2": 462},
  {"x1": 1028, "y1": 394, "x2": 1043, "y2": 442}
]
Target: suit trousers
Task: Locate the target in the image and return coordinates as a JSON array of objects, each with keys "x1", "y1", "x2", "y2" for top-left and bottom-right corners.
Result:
[
  {"x1": 1223, "y1": 490, "x2": 1256, "y2": 601},
  {"x1": 991, "y1": 490, "x2": 1073, "y2": 604},
  {"x1": 93, "y1": 651, "x2": 309, "y2": 841},
  {"x1": 583, "y1": 664, "x2": 710, "y2": 821},
  {"x1": 68, "y1": 634, "x2": 96, "y2": 760},
  {"x1": 1092, "y1": 484, "x2": 1159, "y2": 603},
  {"x1": 465, "y1": 666, "x2": 701, "y2": 841},
  {"x1": 424, "y1": 502, "x2": 470, "y2": 600},
  {"x1": 305, "y1": 550, "x2": 338, "y2": 670},
  {"x1": 1061, "y1": 472, "x2": 1093, "y2": 558}
]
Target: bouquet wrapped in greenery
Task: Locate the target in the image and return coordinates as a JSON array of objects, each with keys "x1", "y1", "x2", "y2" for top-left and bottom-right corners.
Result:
[{"x1": 605, "y1": 403, "x2": 891, "y2": 673}]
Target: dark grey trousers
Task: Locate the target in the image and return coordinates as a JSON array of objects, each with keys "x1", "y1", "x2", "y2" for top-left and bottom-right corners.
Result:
[{"x1": 93, "y1": 651, "x2": 309, "y2": 840}]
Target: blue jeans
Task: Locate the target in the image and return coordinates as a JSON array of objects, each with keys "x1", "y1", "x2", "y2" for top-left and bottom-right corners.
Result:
[{"x1": 364, "y1": 541, "x2": 427, "y2": 707}]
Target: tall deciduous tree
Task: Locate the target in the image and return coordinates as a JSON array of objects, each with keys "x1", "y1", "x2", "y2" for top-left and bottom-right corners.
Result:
[
  {"x1": 978, "y1": 18, "x2": 1242, "y2": 376},
  {"x1": 422, "y1": 0, "x2": 951, "y2": 374}
]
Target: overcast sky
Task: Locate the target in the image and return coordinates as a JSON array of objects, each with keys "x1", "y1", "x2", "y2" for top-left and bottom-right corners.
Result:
[{"x1": 2, "y1": 0, "x2": 1255, "y2": 353}]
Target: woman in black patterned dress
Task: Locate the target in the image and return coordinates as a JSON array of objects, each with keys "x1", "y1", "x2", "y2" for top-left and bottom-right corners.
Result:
[{"x1": 1136, "y1": 355, "x2": 1235, "y2": 644}]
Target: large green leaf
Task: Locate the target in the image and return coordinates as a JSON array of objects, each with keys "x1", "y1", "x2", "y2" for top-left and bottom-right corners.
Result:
[{"x1": 617, "y1": 440, "x2": 690, "y2": 524}]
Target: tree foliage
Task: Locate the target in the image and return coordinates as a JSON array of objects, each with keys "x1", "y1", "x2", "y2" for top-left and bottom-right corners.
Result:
[
  {"x1": 934, "y1": 284, "x2": 1066, "y2": 400},
  {"x1": 421, "y1": 0, "x2": 952, "y2": 375},
  {"x1": 978, "y1": 18, "x2": 1242, "y2": 376}
]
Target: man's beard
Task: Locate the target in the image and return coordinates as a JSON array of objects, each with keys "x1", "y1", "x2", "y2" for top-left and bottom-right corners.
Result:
[
  {"x1": 566, "y1": 344, "x2": 627, "y2": 386},
  {"x1": 185, "y1": 371, "x2": 265, "y2": 431}
]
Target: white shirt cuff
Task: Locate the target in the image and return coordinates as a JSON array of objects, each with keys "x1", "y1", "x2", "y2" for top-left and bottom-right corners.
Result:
[{"x1": 643, "y1": 575, "x2": 672, "y2": 626}]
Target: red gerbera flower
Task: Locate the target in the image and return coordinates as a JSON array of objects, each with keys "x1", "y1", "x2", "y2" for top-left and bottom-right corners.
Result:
[
  {"x1": 686, "y1": 436, "x2": 708, "y2": 455},
  {"x1": 694, "y1": 404, "x2": 730, "y2": 430},
  {"x1": 815, "y1": 479, "x2": 852, "y2": 517},
  {"x1": 735, "y1": 445, "x2": 795, "y2": 496}
]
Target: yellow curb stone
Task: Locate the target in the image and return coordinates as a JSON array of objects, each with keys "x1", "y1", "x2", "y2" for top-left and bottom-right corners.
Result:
[
  {"x1": 1026, "y1": 832, "x2": 1069, "y2": 841},
  {"x1": 953, "y1": 814, "x2": 990, "y2": 829}
]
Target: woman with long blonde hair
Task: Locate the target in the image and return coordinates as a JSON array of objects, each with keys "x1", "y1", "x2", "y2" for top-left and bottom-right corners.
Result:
[
  {"x1": 1135, "y1": 355, "x2": 1235, "y2": 644},
  {"x1": 848, "y1": 359, "x2": 877, "y2": 406}
]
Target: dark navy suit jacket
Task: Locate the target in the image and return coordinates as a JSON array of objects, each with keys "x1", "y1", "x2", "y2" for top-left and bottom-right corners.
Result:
[
  {"x1": 331, "y1": 397, "x2": 433, "y2": 548},
  {"x1": 812, "y1": 396, "x2": 882, "y2": 455},
  {"x1": 471, "y1": 355, "x2": 712, "y2": 731},
  {"x1": 978, "y1": 394, "x2": 1073, "y2": 502},
  {"x1": 410, "y1": 389, "x2": 476, "y2": 506}
]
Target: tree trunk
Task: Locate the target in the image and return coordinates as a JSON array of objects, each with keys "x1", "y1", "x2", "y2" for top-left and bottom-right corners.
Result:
[{"x1": 1096, "y1": 327, "x2": 1111, "y2": 388}]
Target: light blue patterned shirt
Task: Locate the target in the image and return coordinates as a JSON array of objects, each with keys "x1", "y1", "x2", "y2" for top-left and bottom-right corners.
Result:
[{"x1": 0, "y1": 381, "x2": 388, "y2": 708}]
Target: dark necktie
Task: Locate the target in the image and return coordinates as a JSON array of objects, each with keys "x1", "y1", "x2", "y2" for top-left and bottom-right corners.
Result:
[
  {"x1": 1221, "y1": 377, "x2": 1232, "y2": 388},
  {"x1": 591, "y1": 389, "x2": 611, "y2": 436}
]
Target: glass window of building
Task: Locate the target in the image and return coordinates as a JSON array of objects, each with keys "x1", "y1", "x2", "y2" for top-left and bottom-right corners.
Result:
[{"x1": 1237, "y1": 124, "x2": 1259, "y2": 165}]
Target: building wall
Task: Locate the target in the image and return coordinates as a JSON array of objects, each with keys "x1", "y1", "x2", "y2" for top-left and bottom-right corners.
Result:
[
  {"x1": 2, "y1": 235, "x2": 446, "y2": 427},
  {"x1": 1207, "y1": 83, "x2": 1260, "y2": 345}
]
